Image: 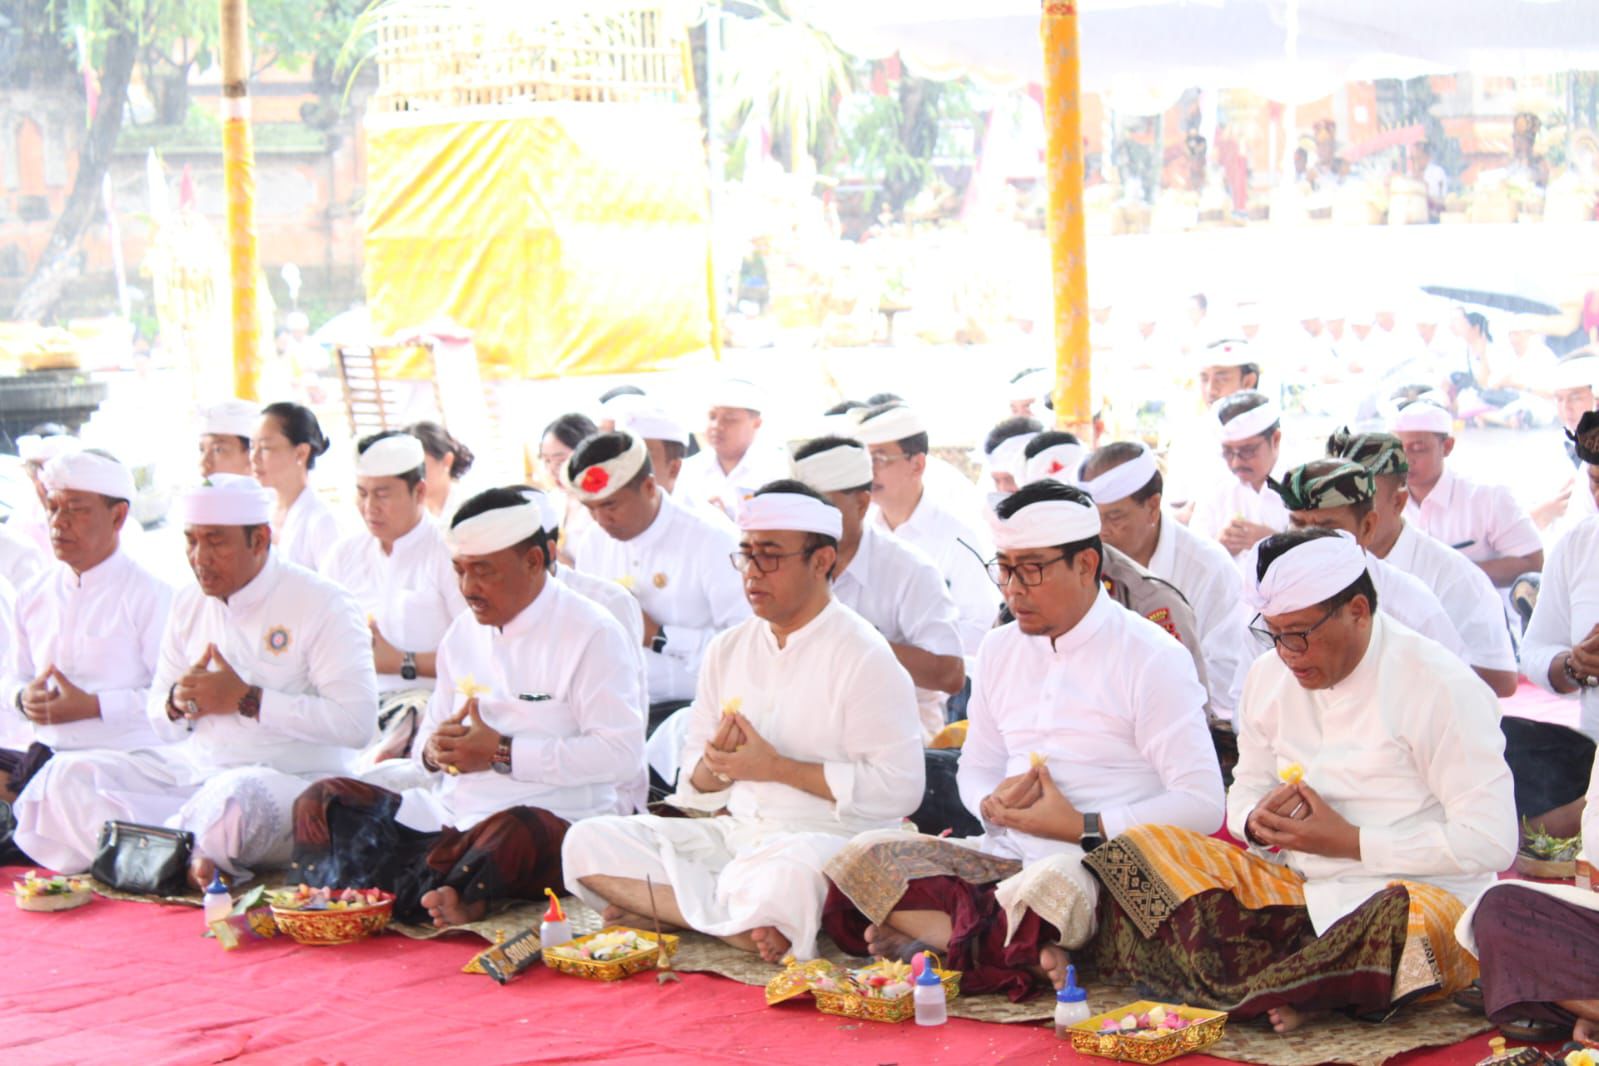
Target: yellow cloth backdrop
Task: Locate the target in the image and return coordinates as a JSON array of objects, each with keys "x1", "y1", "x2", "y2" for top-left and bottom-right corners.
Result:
[{"x1": 364, "y1": 103, "x2": 716, "y2": 379}]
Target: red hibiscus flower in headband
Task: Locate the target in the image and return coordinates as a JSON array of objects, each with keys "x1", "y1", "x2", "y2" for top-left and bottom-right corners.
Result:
[
  {"x1": 579, "y1": 466, "x2": 610, "y2": 494},
  {"x1": 1048, "y1": 460, "x2": 1064, "y2": 474}
]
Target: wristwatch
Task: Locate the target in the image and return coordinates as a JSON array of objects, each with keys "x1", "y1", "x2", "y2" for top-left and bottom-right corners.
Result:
[
  {"x1": 400, "y1": 651, "x2": 418, "y2": 682},
  {"x1": 491, "y1": 737, "x2": 513, "y2": 775},
  {"x1": 650, "y1": 629, "x2": 668, "y2": 655},
  {"x1": 1080, "y1": 811, "x2": 1105, "y2": 852}
]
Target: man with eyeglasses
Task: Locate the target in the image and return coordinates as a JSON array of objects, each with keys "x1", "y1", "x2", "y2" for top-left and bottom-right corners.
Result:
[
  {"x1": 1083, "y1": 529, "x2": 1514, "y2": 1034},
  {"x1": 1188, "y1": 390, "x2": 1290, "y2": 570},
  {"x1": 564, "y1": 482, "x2": 924, "y2": 963},
  {"x1": 823, "y1": 482, "x2": 1222, "y2": 1000}
]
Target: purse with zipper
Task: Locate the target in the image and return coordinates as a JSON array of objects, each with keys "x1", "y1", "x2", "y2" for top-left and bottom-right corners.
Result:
[{"x1": 91, "y1": 821, "x2": 195, "y2": 895}]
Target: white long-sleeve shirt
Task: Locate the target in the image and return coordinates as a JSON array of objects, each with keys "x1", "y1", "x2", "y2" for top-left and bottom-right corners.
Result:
[
  {"x1": 958, "y1": 589, "x2": 1226, "y2": 866},
  {"x1": 0, "y1": 522, "x2": 45, "y2": 594},
  {"x1": 669, "y1": 599, "x2": 925, "y2": 835},
  {"x1": 1381, "y1": 521, "x2": 1516, "y2": 673},
  {"x1": 673, "y1": 439, "x2": 790, "y2": 520},
  {"x1": 868, "y1": 491, "x2": 1000, "y2": 661},
  {"x1": 321, "y1": 517, "x2": 467, "y2": 693},
  {"x1": 1227, "y1": 614, "x2": 1518, "y2": 933},
  {"x1": 272, "y1": 486, "x2": 343, "y2": 574},
  {"x1": 1190, "y1": 476, "x2": 1290, "y2": 569},
  {"x1": 571, "y1": 493, "x2": 750, "y2": 703},
  {"x1": 147, "y1": 553, "x2": 378, "y2": 776},
  {"x1": 1404, "y1": 467, "x2": 1543, "y2": 566},
  {"x1": 556, "y1": 565, "x2": 650, "y2": 813},
  {"x1": 1367, "y1": 553, "x2": 1470, "y2": 663},
  {"x1": 7, "y1": 548, "x2": 171, "y2": 752},
  {"x1": 1521, "y1": 514, "x2": 1599, "y2": 740},
  {"x1": 1146, "y1": 510, "x2": 1251, "y2": 719},
  {"x1": 403, "y1": 578, "x2": 644, "y2": 832}
]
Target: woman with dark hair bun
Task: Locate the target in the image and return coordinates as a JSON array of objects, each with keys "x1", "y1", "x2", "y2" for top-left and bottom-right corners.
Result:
[
  {"x1": 405, "y1": 420, "x2": 477, "y2": 524},
  {"x1": 537, "y1": 412, "x2": 599, "y2": 565},
  {"x1": 253, "y1": 402, "x2": 341, "y2": 572}
]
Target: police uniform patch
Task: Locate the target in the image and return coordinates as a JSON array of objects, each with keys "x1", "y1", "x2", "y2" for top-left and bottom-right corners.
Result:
[{"x1": 1145, "y1": 607, "x2": 1180, "y2": 641}]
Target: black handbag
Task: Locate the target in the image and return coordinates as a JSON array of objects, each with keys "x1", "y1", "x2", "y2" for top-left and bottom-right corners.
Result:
[{"x1": 91, "y1": 821, "x2": 194, "y2": 895}]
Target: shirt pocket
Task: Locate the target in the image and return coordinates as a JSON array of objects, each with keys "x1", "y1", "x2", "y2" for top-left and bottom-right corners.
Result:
[{"x1": 481, "y1": 696, "x2": 579, "y2": 741}]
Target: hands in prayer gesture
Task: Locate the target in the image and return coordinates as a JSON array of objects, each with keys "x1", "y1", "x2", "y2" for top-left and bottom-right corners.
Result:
[
  {"x1": 981, "y1": 765, "x2": 1086, "y2": 843},
  {"x1": 1569, "y1": 623, "x2": 1599, "y2": 679},
  {"x1": 1219, "y1": 518, "x2": 1275, "y2": 556},
  {"x1": 1246, "y1": 781, "x2": 1362, "y2": 860},
  {"x1": 19, "y1": 665, "x2": 100, "y2": 726},
  {"x1": 426, "y1": 697, "x2": 502, "y2": 775},
  {"x1": 700, "y1": 711, "x2": 781, "y2": 784},
  {"x1": 173, "y1": 644, "x2": 250, "y2": 719},
  {"x1": 369, "y1": 620, "x2": 403, "y2": 675}
]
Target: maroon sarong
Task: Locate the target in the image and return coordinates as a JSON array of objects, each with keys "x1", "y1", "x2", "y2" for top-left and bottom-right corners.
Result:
[{"x1": 1473, "y1": 885, "x2": 1599, "y2": 1029}]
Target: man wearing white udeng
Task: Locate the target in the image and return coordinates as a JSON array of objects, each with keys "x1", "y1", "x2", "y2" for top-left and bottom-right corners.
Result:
[
  {"x1": 563, "y1": 481, "x2": 924, "y2": 962},
  {"x1": 15, "y1": 474, "x2": 377, "y2": 887}
]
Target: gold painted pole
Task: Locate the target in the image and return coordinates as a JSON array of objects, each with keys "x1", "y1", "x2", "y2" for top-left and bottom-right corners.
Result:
[
  {"x1": 221, "y1": 0, "x2": 261, "y2": 400},
  {"x1": 1041, "y1": 1, "x2": 1090, "y2": 436}
]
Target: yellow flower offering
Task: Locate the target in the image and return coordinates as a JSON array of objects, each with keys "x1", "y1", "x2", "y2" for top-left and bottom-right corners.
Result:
[
  {"x1": 1566, "y1": 1050, "x2": 1599, "y2": 1066},
  {"x1": 1278, "y1": 763, "x2": 1305, "y2": 785},
  {"x1": 455, "y1": 675, "x2": 490, "y2": 700},
  {"x1": 1029, "y1": 752, "x2": 1047, "y2": 768},
  {"x1": 616, "y1": 575, "x2": 636, "y2": 592},
  {"x1": 721, "y1": 697, "x2": 742, "y2": 718}
]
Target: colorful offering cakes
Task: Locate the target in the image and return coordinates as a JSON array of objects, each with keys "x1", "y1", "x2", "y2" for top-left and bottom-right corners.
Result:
[
  {"x1": 267, "y1": 885, "x2": 395, "y2": 946},
  {"x1": 268, "y1": 884, "x2": 393, "y2": 911},
  {"x1": 13, "y1": 870, "x2": 93, "y2": 912},
  {"x1": 547, "y1": 928, "x2": 658, "y2": 962}
]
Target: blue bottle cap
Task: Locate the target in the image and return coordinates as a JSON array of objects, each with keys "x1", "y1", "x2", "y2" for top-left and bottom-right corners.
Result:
[
  {"x1": 205, "y1": 872, "x2": 228, "y2": 895},
  {"x1": 915, "y1": 952, "x2": 941, "y2": 985},
  {"x1": 1057, "y1": 964, "x2": 1086, "y2": 1002}
]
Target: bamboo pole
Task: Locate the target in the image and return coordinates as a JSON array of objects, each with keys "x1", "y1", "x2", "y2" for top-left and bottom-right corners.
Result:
[
  {"x1": 1041, "y1": 1, "x2": 1091, "y2": 436},
  {"x1": 221, "y1": 0, "x2": 261, "y2": 400}
]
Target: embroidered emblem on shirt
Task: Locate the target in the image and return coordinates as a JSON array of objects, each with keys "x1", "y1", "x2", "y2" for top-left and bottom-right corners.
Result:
[
  {"x1": 1144, "y1": 607, "x2": 1180, "y2": 641},
  {"x1": 652, "y1": 572, "x2": 668, "y2": 589},
  {"x1": 265, "y1": 626, "x2": 292, "y2": 655}
]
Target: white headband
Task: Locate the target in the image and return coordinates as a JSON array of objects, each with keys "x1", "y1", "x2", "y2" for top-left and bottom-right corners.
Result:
[
  {"x1": 1391, "y1": 401, "x2": 1452, "y2": 435},
  {"x1": 447, "y1": 502, "x2": 543, "y2": 556},
  {"x1": 41, "y1": 451, "x2": 135, "y2": 503},
  {"x1": 1217, "y1": 398, "x2": 1282, "y2": 443},
  {"x1": 1550, "y1": 356, "x2": 1599, "y2": 394},
  {"x1": 988, "y1": 497, "x2": 1101, "y2": 551},
  {"x1": 355, "y1": 434, "x2": 426, "y2": 478},
  {"x1": 180, "y1": 473, "x2": 273, "y2": 527},
  {"x1": 986, "y1": 432, "x2": 1036, "y2": 481},
  {"x1": 17, "y1": 434, "x2": 80, "y2": 465},
  {"x1": 518, "y1": 487, "x2": 562, "y2": 534},
  {"x1": 1008, "y1": 369, "x2": 1049, "y2": 402},
  {"x1": 791, "y1": 443, "x2": 872, "y2": 493},
  {"x1": 1079, "y1": 447, "x2": 1159, "y2": 505},
  {"x1": 1021, "y1": 442, "x2": 1085, "y2": 487},
  {"x1": 199, "y1": 400, "x2": 260, "y2": 439},
  {"x1": 737, "y1": 492, "x2": 842, "y2": 539},
  {"x1": 564, "y1": 434, "x2": 649, "y2": 502},
  {"x1": 1243, "y1": 531, "x2": 1369, "y2": 619},
  {"x1": 852, "y1": 405, "x2": 926, "y2": 446},
  {"x1": 1197, "y1": 339, "x2": 1253, "y2": 370},
  {"x1": 707, "y1": 378, "x2": 763, "y2": 413},
  {"x1": 621, "y1": 407, "x2": 689, "y2": 447}
]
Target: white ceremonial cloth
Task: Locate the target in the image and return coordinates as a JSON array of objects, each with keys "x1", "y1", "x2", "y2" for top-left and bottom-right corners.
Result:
[
  {"x1": 272, "y1": 486, "x2": 343, "y2": 574},
  {"x1": 5, "y1": 548, "x2": 173, "y2": 751},
  {"x1": 1521, "y1": 514, "x2": 1599, "y2": 740},
  {"x1": 1382, "y1": 521, "x2": 1517, "y2": 674},
  {"x1": 556, "y1": 566, "x2": 650, "y2": 813},
  {"x1": 399, "y1": 578, "x2": 644, "y2": 832},
  {"x1": 562, "y1": 599, "x2": 925, "y2": 959},
  {"x1": 1146, "y1": 510, "x2": 1252, "y2": 719},
  {"x1": 1227, "y1": 615, "x2": 1518, "y2": 934},
  {"x1": 570, "y1": 493, "x2": 750, "y2": 703},
  {"x1": 867, "y1": 492, "x2": 1000, "y2": 662},
  {"x1": 322, "y1": 516, "x2": 467, "y2": 693},
  {"x1": 1403, "y1": 467, "x2": 1543, "y2": 566},
  {"x1": 673, "y1": 437, "x2": 790, "y2": 520},
  {"x1": 832, "y1": 524, "x2": 964, "y2": 739}
]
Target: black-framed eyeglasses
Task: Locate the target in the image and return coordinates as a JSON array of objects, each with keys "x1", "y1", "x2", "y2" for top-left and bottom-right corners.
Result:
[
  {"x1": 731, "y1": 548, "x2": 812, "y2": 574},
  {"x1": 985, "y1": 553, "x2": 1070, "y2": 588},
  {"x1": 1221, "y1": 440, "x2": 1265, "y2": 463},
  {"x1": 1248, "y1": 604, "x2": 1340, "y2": 653}
]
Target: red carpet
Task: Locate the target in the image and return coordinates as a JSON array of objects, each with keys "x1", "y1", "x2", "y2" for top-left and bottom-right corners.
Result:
[{"x1": 4, "y1": 868, "x2": 1509, "y2": 1066}]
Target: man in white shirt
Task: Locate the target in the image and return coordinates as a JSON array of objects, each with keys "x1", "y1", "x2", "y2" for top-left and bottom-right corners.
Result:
[
  {"x1": 978, "y1": 416, "x2": 1042, "y2": 495},
  {"x1": 672, "y1": 378, "x2": 787, "y2": 520},
  {"x1": 1079, "y1": 441, "x2": 1250, "y2": 723},
  {"x1": 1326, "y1": 430, "x2": 1519, "y2": 697},
  {"x1": 619, "y1": 406, "x2": 732, "y2": 531},
  {"x1": 1161, "y1": 338, "x2": 1260, "y2": 508},
  {"x1": 1083, "y1": 529, "x2": 1515, "y2": 1032},
  {"x1": 0, "y1": 452, "x2": 172, "y2": 814},
  {"x1": 1395, "y1": 400, "x2": 1543, "y2": 588},
  {"x1": 15, "y1": 474, "x2": 378, "y2": 886},
  {"x1": 1018, "y1": 431, "x2": 1086, "y2": 490},
  {"x1": 823, "y1": 482, "x2": 1223, "y2": 999},
  {"x1": 790, "y1": 436, "x2": 964, "y2": 738},
  {"x1": 564, "y1": 483, "x2": 924, "y2": 962},
  {"x1": 292, "y1": 489, "x2": 643, "y2": 926},
  {"x1": 854, "y1": 403, "x2": 1000, "y2": 666},
  {"x1": 322, "y1": 431, "x2": 469, "y2": 767},
  {"x1": 1188, "y1": 390, "x2": 1291, "y2": 566},
  {"x1": 564, "y1": 431, "x2": 749, "y2": 726},
  {"x1": 197, "y1": 399, "x2": 259, "y2": 479},
  {"x1": 1531, "y1": 353, "x2": 1599, "y2": 536}
]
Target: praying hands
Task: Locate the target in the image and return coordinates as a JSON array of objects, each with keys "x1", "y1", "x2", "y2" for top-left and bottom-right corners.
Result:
[
  {"x1": 18, "y1": 665, "x2": 100, "y2": 726},
  {"x1": 982, "y1": 766, "x2": 1087, "y2": 843},
  {"x1": 425, "y1": 697, "x2": 502, "y2": 775},
  {"x1": 699, "y1": 712, "x2": 781, "y2": 784},
  {"x1": 1219, "y1": 517, "x2": 1275, "y2": 556},
  {"x1": 1247, "y1": 781, "x2": 1362, "y2": 860},
  {"x1": 172, "y1": 644, "x2": 250, "y2": 719}
]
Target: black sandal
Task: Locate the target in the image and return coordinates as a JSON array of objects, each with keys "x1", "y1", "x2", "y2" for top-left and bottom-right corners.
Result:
[
  {"x1": 1498, "y1": 1019, "x2": 1570, "y2": 1043},
  {"x1": 1453, "y1": 981, "x2": 1484, "y2": 1013}
]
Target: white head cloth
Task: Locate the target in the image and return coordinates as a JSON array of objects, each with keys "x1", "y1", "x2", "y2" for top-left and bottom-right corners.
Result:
[
  {"x1": 519, "y1": 488, "x2": 561, "y2": 535},
  {"x1": 1216, "y1": 396, "x2": 1282, "y2": 443},
  {"x1": 598, "y1": 392, "x2": 648, "y2": 420},
  {"x1": 737, "y1": 492, "x2": 842, "y2": 539},
  {"x1": 1549, "y1": 354, "x2": 1599, "y2": 393},
  {"x1": 620, "y1": 407, "x2": 690, "y2": 446},
  {"x1": 180, "y1": 473, "x2": 273, "y2": 527},
  {"x1": 852, "y1": 404, "x2": 926, "y2": 446},
  {"x1": 1079, "y1": 446, "x2": 1160, "y2": 505},
  {"x1": 17, "y1": 434, "x2": 80, "y2": 465},
  {"x1": 447, "y1": 501, "x2": 543, "y2": 556},
  {"x1": 199, "y1": 400, "x2": 260, "y2": 439},
  {"x1": 707, "y1": 378, "x2": 763, "y2": 413},
  {"x1": 791, "y1": 441, "x2": 872, "y2": 493},
  {"x1": 1021, "y1": 442, "x2": 1086, "y2": 487},
  {"x1": 986, "y1": 432, "x2": 1037, "y2": 480},
  {"x1": 1243, "y1": 530, "x2": 1369, "y2": 618},
  {"x1": 1196, "y1": 338, "x2": 1253, "y2": 370},
  {"x1": 988, "y1": 495, "x2": 1101, "y2": 551},
  {"x1": 41, "y1": 451, "x2": 136, "y2": 503},
  {"x1": 563, "y1": 434, "x2": 648, "y2": 503},
  {"x1": 355, "y1": 433, "x2": 426, "y2": 478},
  {"x1": 1391, "y1": 400, "x2": 1453, "y2": 435},
  {"x1": 1008, "y1": 369, "x2": 1050, "y2": 402}
]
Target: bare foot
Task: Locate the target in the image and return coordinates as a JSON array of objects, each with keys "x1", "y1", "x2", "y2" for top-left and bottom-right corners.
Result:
[
  {"x1": 749, "y1": 926, "x2": 791, "y2": 963},
  {"x1": 864, "y1": 923, "x2": 926, "y2": 963},
  {"x1": 601, "y1": 904, "x2": 678, "y2": 931},
  {"x1": 1575, "y1": 1017, "x2": 1598, "y2": 1047},
  {"x1": 187, "y1": 855, "x2": 217, "y2": 893},
  {"x1": 1267, "y1": 1005, "x2": 1326, "y2": 1034},
  {"x1": 421, "y1": 886, "x2": 487, "y2": 928},
  {"x1": 1039, "y1": 945, "x2": 1071, "y2": 990}
]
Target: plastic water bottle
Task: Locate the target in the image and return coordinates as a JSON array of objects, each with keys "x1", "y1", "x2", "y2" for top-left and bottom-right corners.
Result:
[
  {"x1": 913, "y1": 952, "x2": 947, "y2": 1026},
  {"x1": 203, "y1": 872, "x2": 232, "y2": 929},
  {"x1": 1054, "y1": 964, "x2": 1091, "y2": 1037},
  {"x1": 539, "y1": 887, "x2": 572, "y2": 948}
]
